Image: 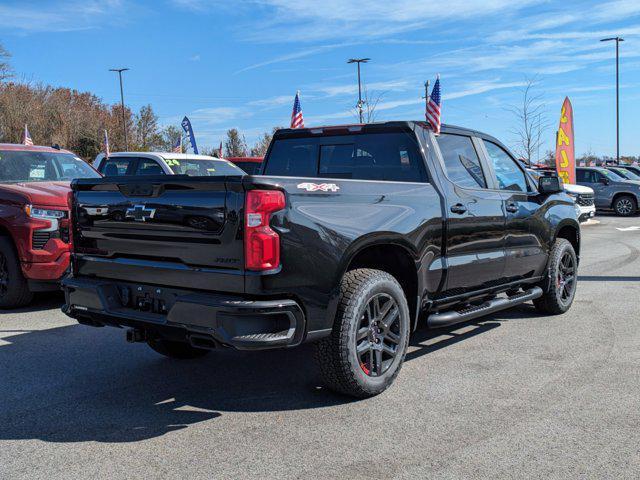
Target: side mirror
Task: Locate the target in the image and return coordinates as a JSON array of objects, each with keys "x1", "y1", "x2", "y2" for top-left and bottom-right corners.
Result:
[{"x1": 538, "y1": 175, "x2": 562, "y2": 194}]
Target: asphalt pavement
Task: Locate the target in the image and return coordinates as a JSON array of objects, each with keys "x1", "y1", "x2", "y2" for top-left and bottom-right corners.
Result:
[{"x1": 1, "y1": 214, "x2": 639, "y2": 479}]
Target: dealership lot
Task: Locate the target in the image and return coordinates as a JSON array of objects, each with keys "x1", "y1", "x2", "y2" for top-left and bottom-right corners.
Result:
[{"x1": 0, "y1": 215, "x2": 638, "y2": 479}]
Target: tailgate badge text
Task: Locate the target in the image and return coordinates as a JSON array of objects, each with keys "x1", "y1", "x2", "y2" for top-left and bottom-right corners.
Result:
[{"x1": 297, "y1": 182, "x2": 340, "y2": 192}]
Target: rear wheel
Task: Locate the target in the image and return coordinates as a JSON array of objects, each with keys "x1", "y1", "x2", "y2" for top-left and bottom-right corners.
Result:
[
  {"x1": 534, "y1": 238, "x2": 577, "y2": 315},
  {"x1": 147, "y1": 338, "x2": 210, "y2": 359},
  {"x1": 315, "y1": 268, "x2": 410, "y2": 398},
  {"x1": 613, "y1": 195, "x2": 637, "y2": 216},
  {"x1": 0, "y1": 237, "x2": 33, "y2": 309}
]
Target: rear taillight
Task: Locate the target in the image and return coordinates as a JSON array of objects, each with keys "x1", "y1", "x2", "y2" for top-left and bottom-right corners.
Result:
[{"x1": 244, "y1": 189, "x2": 285, "y2": 271}]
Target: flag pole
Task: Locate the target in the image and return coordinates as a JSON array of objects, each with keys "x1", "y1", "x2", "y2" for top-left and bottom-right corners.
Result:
[{"x1": 423, "y1": 80, "x2": 430, "y2": 122}]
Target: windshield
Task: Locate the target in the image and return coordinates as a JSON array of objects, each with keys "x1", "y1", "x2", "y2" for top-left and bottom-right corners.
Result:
[
  {"x1": 600, "y1": 168, "x2": 625, "y2": 181},
  {"x1": 611, "y1": 168, "x2": 640, "y2": 181},
  {"x1": 164, "y1": 158, "x2": 243, "y2": 176},
  {"x1": 0, "y1": 150, "x2": 100, "y2": 183}
]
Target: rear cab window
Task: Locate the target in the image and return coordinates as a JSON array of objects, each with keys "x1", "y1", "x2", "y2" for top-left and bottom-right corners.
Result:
[{"x1": 263, "y1": 131, "x2": 428, "y2": 182}]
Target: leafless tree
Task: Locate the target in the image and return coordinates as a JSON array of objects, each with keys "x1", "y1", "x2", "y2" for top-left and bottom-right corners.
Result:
[
  {"x1": 0, "y1": 44, "x2": 11, "y2": 82},
  {"x1": 507, "y1": 78, "x2": 549, "y2": 164},
  {"x1": 351, "y1": 86, "x2": 385, "y2": 124}
]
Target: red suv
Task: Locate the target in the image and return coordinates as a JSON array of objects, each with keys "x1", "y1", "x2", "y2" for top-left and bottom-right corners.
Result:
[{"x1": 0, "y1": 144, "x2": 100, "y2": 307}]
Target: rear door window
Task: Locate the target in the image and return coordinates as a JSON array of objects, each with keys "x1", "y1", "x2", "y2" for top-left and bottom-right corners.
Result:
[
  {"x1": 100, "y1": 157, "x2": 136, "y2": 176},
  {"x1": 264, "y1": 132, "x2": 427, "y2": 182},
  {"x1": 437, "y1": 134, "x2": 487, "y2": 188},
  {"x1": 135, "y1": 159, "x2": 165, "y2": 175}
]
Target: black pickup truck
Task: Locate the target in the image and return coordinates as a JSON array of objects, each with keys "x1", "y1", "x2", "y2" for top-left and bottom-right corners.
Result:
[{"x1": 62, "y1": 121, "x2": 580, "y2": 398}]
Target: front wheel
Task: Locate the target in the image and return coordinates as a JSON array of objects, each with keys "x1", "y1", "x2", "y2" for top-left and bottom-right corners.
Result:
[
  {"x1": 315, "y1": 268, "x2": 410, "y2": 398},
  {"x1": 613, "y1": 195, "x2": 637, "y2": 216},
  {"x1": 0, "y1": 237, "x2": 33, "y2": 309},
  {"x1": 534, "y1": 238, "x2": 577, "y2": 315}
]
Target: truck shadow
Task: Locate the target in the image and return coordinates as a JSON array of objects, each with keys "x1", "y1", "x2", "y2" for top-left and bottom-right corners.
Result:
[
  {"x1": 0, "y1": 292, "x2": 64, "y2": 314},
  {"x1": 0, "y1": 309, "x2": 513, "y2": 444}
]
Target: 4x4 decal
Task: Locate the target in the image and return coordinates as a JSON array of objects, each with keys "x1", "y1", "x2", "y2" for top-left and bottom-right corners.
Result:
[{"x1": 296, "y1": 182, "x2": 340, "y2": 192}]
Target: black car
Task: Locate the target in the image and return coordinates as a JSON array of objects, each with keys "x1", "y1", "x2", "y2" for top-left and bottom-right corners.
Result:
[{"x1": 62, "y1": 121, "x2": 580, "y2": 398}]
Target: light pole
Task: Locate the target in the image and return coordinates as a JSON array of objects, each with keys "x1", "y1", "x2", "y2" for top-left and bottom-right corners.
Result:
[
  {"x1": 347, "y1": 58, "x2": 370, "y2": 123},
  {"x1": 109, "y1": 67, "x2": 130, "y2": 150},
  {"x1": 600, "y1": 37, "x2": 624, "y2": 164}
]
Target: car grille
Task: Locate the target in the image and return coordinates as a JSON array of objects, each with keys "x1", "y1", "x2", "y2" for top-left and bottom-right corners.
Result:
[
  {"x1": 576, "y1": 194, "x2": 594, "y2": 207},
  {"x1": 32, "y1": 231, "x2": 52, "y2": 249},
  {"x1": 32, "y1": 226, "x2": 70, "y2": 249}
]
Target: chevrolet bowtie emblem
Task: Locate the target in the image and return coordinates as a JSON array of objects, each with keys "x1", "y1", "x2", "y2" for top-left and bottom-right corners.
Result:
[{"x1": 125, "y1": 204, "x2": 156, "y2": 222}]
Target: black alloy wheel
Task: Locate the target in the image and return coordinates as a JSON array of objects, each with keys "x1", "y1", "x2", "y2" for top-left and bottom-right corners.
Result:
[
  {"x1": 356, "y1": 293, "x2": 402, "y2": 377},
  {"x1": 556, "y1": 250, "x2": 576, "y2": 306}
]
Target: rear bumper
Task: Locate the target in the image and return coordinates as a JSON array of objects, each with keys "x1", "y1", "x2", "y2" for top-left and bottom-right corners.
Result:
[{"x1": 61, "y1": 276, "x2": 306, "y2": 350}]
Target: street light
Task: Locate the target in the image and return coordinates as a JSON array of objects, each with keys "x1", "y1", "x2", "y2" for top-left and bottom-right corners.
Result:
[
  {"x1": 347, "y1": 58, "x2": 370, "y2": 123},
  {"x1": 109, "y1": 68, "x2": 130, "y2": 150},
  {"x1": 600, "y1": 37, "x2": 624, "y2": 164}
]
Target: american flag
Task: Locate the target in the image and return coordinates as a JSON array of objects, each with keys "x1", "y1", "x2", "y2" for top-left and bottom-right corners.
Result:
[
  {"x1": 23, "y1": 124, "x2": 34, "y2": 146},
  {"x1": 172, "y1": 136, "x2": 182, "y2": 153},
  {"x1": 103, "y1": 129, "x2": 110, "y2": 156},
  {"x1": 290, "y1": 91, "x2": 304, "y2": 129},
  {"x1": 426, "y1": 75, "x2": 442, "y2": 135}
]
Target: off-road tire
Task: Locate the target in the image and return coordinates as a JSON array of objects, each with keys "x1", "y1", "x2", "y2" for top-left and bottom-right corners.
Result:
[
  {"x1": 0, "y1": 237, "x2": 33, "y2": 309},
  {"x1": 534, "y1": 238, "x2": 577, "y2": 315},
  {"x1": 315, "y1": 268, "x2": 410, "y2": 398},
  {"x1": 613, "y1": 195, "x2": 637, "y2": 216},
  {"x1": 147, "y1": 338, "x2": 211, "y2": 359}
]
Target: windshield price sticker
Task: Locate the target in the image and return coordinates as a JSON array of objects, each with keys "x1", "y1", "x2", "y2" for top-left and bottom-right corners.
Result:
[{"x1": 29, "y1": 168, "x2": 45, "y2": 179}]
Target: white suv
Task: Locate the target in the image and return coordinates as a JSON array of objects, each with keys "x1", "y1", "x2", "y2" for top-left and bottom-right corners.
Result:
[
  {"x1": 93, "y1": 152, "x2": 242, "y2": 177},
  {"x1": 527, "y1": 169, "x2": 596, "y2": 222}
]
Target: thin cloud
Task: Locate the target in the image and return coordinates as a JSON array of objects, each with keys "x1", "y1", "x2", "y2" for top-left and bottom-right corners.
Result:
[{"x1": 0, "y1": 0, "x2": 125, "y2": 33}]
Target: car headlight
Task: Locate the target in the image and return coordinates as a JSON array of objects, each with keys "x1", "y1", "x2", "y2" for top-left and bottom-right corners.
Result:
[{"x1": 25, "y1": 205, "x2": 67, "y2": 219}]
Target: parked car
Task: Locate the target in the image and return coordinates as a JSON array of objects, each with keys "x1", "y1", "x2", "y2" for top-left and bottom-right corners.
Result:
[
  {"x1": 576, "y1": 166, "x2": 640, "y2": 216},
  {"x1": 616, "y1": 165, "x2": 640, "y2": 177},
  {"x1": 606, "y1": 166, "x2": 640, "y2": 181},
  {"x1": 526, "y1": 168, "x2": 595, "y2": 222},
  {"x1": 226, "y1": 156, "x2": 263, "y2": 175},
  {"x1": 93, "y1": 152, "x2": 243, "y2": 177},
  {"x1": 63, "y1": 121, "x2": 580, "y2": 398},
  {"x1": 0, "y1": 143, "x2": 101, "y2": 307}
]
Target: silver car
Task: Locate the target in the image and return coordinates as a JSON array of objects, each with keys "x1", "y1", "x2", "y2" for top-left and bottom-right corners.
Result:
[{"x1": 576, "y1": 167, "x2": 640, "y2": 216}]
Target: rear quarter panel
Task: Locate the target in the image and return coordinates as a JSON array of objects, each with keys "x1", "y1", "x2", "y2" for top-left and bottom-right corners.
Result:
[{"x1": 245, "y1": 176, "x2": 444, "y2": 333}]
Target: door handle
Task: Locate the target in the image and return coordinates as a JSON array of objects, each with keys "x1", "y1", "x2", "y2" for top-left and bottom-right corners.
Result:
[
  {"x1": 506, "y1": 202, "x2": 518, "y2": 213},
  {"x1": 450, "y1": 203, "x2": 467, "y2": 214}
]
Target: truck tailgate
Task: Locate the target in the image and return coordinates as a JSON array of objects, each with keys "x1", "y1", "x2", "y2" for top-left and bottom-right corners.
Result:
[{"x1": 71, "y1": 176, "x2": 245, "y2": 292}]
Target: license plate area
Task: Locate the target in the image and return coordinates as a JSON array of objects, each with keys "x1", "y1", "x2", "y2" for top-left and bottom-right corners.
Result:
[{"x1": 119, "y1": 284, "x2": 174, "y2": 315}]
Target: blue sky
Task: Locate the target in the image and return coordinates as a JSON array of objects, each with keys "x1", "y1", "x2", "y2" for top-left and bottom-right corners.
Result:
[{"x1": 2, "y1": 0, "x2": 640, "y2": 157}]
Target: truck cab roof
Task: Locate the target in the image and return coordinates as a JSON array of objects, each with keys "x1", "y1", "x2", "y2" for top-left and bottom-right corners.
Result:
[{"x1": 274, "y1": 121, "x2": 507, "y2": 149}]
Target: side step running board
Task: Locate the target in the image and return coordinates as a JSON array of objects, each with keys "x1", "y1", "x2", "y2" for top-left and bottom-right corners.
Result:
[{"x1": 427, "y1": 286, "x2": 543, "y2": 328}]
